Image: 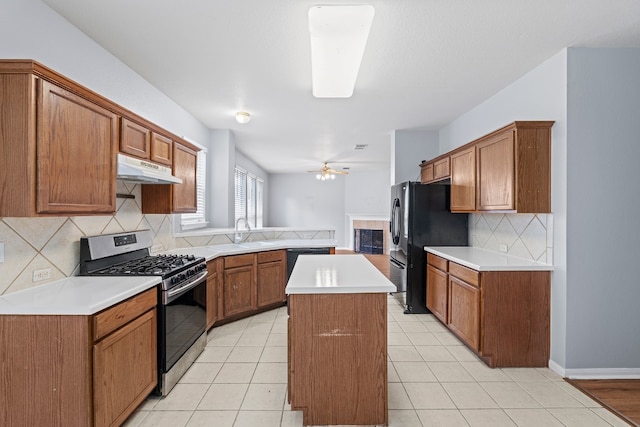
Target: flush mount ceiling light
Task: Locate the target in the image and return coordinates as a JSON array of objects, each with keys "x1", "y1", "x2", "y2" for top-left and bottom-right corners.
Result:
[
  {"x1": 308, "y1": 5, "x2": 375, "y2": 98},
  {"x1": 235, "y1": 111, "x2": 251, "y2": 124}
]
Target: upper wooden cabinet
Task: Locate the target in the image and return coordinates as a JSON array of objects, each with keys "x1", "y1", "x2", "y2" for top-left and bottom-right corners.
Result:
[
  {"x1": 0, "y1": 67, "x2": 118, "y2": 216},
  {"x1": 141, "y1": 140, "x2": 198, "y2": 214},
  {"x1": 120, "y1": 118, "x2": 174, "y2": 167},
  {"x1": 420, "y1": 156, "x2": 450, "y2": 184},
  {"x1": 450, "y1": 147, "x2": 476, "y2": 212},
  {"x1": 151, "y1": 132, "x2": 173, "y2": 166},
  {"x1": 419, "y1": 121, "x2": 553, "y2": 213},
  {"x1": 120, "y1": 117, "x2": 151, "y2": 159},
  {"x1": 0, "y1": 59, "x2": 199, "y2": 217},
  {"x1": 476, "y1": 122, "x2": 552, "y2": 212}
]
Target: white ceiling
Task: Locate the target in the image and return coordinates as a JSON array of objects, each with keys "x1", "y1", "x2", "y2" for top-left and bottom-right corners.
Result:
[{"x1": 42, "y1": 0, "x2": 640, "y2": 174}]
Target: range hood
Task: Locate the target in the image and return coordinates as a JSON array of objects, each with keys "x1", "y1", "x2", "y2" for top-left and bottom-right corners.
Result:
[{"x1": 116, "y1": 153, "x2": 182, "y2": 184}]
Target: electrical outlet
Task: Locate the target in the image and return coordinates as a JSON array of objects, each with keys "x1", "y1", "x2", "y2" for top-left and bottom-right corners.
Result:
[
  {"x1": 150, "y1": 244, "x2": 164, "y2": 254},
  {"x1": 0, "y1": 241, "x2": 4, "y2": 263},
  {"x1": 33, "y1": 268, "x2": 52, "y2": 282},
  {"x1": 303, "y1": 233, "x2": 314, "y2": 239},
  {"x1": 499, "y1": 243, "x2": 508, "y2": 253}
]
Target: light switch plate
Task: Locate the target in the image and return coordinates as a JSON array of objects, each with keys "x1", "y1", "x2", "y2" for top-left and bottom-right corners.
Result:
[{"x1": 0, "y1": 242, "x2": 4, "y2": 263}]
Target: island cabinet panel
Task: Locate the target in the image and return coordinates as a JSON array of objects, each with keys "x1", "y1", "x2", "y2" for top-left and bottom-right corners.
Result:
[
  {"x1": 37, "y1": 79, "x2": 118, "y2": 214},
  {"x1": 289, "y1": 293, "x2": 388, "y2": 426}
]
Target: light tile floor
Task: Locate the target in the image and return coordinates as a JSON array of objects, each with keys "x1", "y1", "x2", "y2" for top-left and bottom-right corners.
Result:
[{"x1": 124, "y1": 296, "x2": 630, "y2": 427}]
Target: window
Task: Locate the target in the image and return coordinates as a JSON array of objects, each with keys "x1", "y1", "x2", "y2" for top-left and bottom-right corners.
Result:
[
  {"x1": 180, "y1": 147, "x2": 207, "y2": 229},
  {"x1": 234, "y1": 166, "x2": 264, "y2": 228}
]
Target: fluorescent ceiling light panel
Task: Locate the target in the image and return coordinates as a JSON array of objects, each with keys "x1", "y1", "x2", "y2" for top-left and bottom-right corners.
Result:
[{"x1": 309, "y1": 5, "x2": 375, "y2": 98}]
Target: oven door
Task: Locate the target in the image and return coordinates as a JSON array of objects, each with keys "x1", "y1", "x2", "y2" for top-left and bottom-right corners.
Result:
[{"x1": 159, "y1": 271, "x2": 207, "y2": 374}]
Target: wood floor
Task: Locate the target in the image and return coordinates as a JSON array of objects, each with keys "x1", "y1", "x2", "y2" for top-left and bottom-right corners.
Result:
[
  {"x1": 337, "y1": 249, "x2": 640, "y2": 426},
  {"x1": 568, "y1": 379, "x2": 640, "y2": 426}
]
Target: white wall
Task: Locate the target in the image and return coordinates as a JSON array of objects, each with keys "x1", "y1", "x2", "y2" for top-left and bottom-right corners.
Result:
[
  {"x1": 0, "y1": 0, "x2": 209, "y2": 145},
  {"x1": 268, "y1": 174, "x2": 346, "y2": 245},
  {"x1": 391, "y1": 130, "x2": 440, "y2": 185},
  {"x1": 438, "y1": 49, "x2": 569, "y2": 369},
  {"x1": 208, "y1": 130, "x2": 235, "y2": 228},
  {"x1": 345, "y1": 170, "x2": 391, "y2": 216},
  {"x1": 564, "y1": 48, "x2": 640, "y2": 372}
]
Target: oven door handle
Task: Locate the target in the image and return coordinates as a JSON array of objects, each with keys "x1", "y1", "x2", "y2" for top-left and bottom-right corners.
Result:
[{"x1": 164, "y1": 270, "x2": 208, "y2": 304}]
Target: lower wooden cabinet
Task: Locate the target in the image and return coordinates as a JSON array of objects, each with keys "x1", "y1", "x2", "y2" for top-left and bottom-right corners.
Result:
[
  {"x1": 223, "y1": 263, "x2": 256, "y2": 317},
  {"x1": 206, "y1": 259, "x2": 220, "y2": 329},
  {"x1": 426, "y1": 253, "x2": 550, "y2": 367},
  {"x1": 0, "y1": 287, "x2": 157, "y2": 427},
  {"x1": 93, "y1": 308, "x2": 157, "y2": 427},
  {"x1": 257, "y1": 250, "x2": 286, "y2": 307},
  {"x1": 448, "y1": 275, "x2": 480, "y2": 351},
  {"x1": 426, "y1": 264, "x2": 449, "y2": 324}
]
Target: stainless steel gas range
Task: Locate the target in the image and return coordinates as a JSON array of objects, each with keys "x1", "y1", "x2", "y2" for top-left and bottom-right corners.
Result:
[{"x1": 79, "y1": 230, "x2": 207, "y2": 396}]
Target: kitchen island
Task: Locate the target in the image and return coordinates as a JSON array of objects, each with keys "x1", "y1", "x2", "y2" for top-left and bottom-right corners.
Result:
[{"x1": 286, "y1": 254, "x2": 395, "y2": 426}]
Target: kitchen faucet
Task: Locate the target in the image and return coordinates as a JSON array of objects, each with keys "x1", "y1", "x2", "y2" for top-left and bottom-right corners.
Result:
[{"x1": 234, "y1": 217, "x2": 251, "y2": 243}]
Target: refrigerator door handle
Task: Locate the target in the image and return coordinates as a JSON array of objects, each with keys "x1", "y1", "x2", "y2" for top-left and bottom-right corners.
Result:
[{"x1": 391, "y1": 198, "x2": 401, "y2": 245}]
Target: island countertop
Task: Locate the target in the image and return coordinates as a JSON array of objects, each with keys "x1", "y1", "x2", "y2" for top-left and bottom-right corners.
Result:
[{"x1": 285, "y1": 254, "x2": 395, "y2": 294}]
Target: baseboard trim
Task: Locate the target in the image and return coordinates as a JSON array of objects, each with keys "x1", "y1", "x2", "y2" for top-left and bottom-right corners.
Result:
[{"x1": 548, "y1": 360, "x2": 640, "y2": 379}]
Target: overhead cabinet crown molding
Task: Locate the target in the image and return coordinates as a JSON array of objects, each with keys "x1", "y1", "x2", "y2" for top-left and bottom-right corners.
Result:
[{"x1": 0, "y1": 59, "x2": 199, "y2": 217}]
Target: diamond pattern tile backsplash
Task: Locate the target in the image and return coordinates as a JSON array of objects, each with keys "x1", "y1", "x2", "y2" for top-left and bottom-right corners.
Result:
[
  {"x1": 0, "y1": 181, "x2": 175, "y2": 296},
  {"x1": 470, "y1": 213, "x2": 553, "y2": 264}
]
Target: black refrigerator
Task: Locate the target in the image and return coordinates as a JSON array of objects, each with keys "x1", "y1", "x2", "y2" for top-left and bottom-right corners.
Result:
[{"x1": 389, "y1": 181, "x2": 468, "y2": 314}]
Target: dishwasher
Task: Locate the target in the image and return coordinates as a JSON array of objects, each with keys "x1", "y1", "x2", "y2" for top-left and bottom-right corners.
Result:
[{"x1": 286, "y1": 247, "x2": 331, "y2": 280}]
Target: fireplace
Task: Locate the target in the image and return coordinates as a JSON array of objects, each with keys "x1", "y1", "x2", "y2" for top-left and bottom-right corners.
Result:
[
  {"x1": 349, "y1": 217, "x2": 389, "y2": 254},
  {"x1": 354, "y1": 229, "x2": 384, "y2": 254}
]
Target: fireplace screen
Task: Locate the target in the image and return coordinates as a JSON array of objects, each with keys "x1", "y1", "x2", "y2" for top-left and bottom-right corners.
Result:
[{"x1": 354, "y1": 229, "x2": 384, "y2": 254}]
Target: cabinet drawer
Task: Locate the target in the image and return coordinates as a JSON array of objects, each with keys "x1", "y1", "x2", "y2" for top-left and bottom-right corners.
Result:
[
  {"x1": 449, "y1": 262, "x2": 479, "y2": 287},
  {"x1": 93, "y1": 287, "x2": 157, "y2": 341},
  {"x1": 258, "y1": 250, "x2": 284, "y2": 264},
  {"x1": 427, "y1": 253, "x2": 448, "y2": 271},
  {"x1": 224, "y1": 253, "x2": 255, "y2": 269}
]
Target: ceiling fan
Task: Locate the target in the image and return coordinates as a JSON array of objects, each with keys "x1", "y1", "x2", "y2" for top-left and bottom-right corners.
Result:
[{"x1": 308, "y1": 162, "x2": 349, "y2": 180}]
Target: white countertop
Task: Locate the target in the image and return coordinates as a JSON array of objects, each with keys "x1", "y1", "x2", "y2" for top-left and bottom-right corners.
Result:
[
  {"x1": 286, "y1": 254, "x2": 396, "y2": 294},
  {"x1": 0, "y1": 276, "x2": 160, "y2": 315},
  {"x1": 424, "y1": 246, "x2": 553, "y2": 271},
  {"x1": 167, "y1": 239, "x2": 337, "y2": 261}
]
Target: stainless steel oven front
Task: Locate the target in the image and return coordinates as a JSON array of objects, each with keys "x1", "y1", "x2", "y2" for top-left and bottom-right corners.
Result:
[{"x1": 157, "y1": 270, "x2": 208, "y2": 396}]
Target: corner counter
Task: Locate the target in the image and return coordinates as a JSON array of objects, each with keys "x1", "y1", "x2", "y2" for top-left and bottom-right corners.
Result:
[{"x1": 286, "y1": 255, "x2": 393, "y2": 426}]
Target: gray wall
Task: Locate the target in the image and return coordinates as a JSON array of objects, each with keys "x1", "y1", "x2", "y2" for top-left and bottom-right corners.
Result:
[
  {"x1": 268, "y1": 174, "x2": 347, "y2": 245},
  {"x1": 565, "y1": 48, "x2": 640, "y2": 370},
  {"x1": 439, "y1": 50, "x2": 569, "y2": 368},
  {"x1": 391, "y1": 130, "x2": 440, "y2": 185}
]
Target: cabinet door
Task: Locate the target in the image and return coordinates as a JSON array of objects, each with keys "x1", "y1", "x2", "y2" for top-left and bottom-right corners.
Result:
[
  {"x1": 150, "y1": 132, "x2": 173, "y2": 166},
  {"x1": 257, "y1": 260, "x2": 285, "y2": 307},
  {"x1": 223, "y1": 265, "x2": 255, "y2": 317},
  {"x1": 93, "y1": 309, "x2": 157, "y2": 427},
  {"x1": 420, "y1": 162, "x2": 433, "y2": 183},
  {"x1": 450, "y1": 147, "x2": 476, "y2": 212},
  {"x1": 37, "y1": 79, "x2": 118, "y2": 213},
  {"x1": 172, "y1": 142, "x2": 198, "y2": 213},
  {"x1": 433, "y1": 157, "x2": 450, "y2": 181},
  {"x1": 448, "y1": 276, "x2": 480, "y2": 351},
  {"x1": 477, "y1": 131, "x2": 514, "y2": 211},
  {"x1": 120, "y1": 118, "x2": 150, "y2": 159},
  {"x1": 426, "y1": 265, "x2": 448, "y2": 324}
]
